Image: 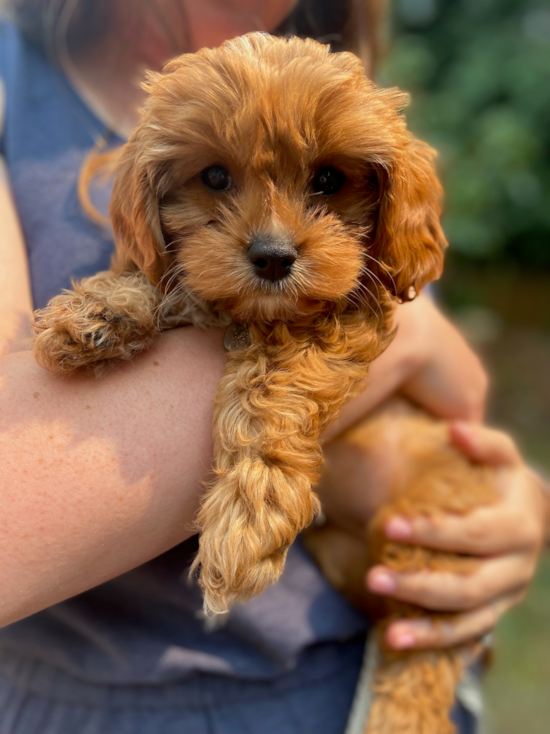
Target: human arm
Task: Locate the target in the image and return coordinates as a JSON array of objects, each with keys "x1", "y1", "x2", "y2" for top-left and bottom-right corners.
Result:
[{"x1": 0, "y1": 327, "x2": 226, "y2": 627}]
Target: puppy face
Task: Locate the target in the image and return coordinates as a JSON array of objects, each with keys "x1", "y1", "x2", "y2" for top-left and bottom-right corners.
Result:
[{"x1": 111, "y1": 34, "x2": 447, "y2": 323}]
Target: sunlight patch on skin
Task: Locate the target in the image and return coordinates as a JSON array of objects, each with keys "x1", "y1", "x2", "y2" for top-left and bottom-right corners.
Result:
[{"x1": 0, "y1": 412, "x2": 158, "y2": 527}]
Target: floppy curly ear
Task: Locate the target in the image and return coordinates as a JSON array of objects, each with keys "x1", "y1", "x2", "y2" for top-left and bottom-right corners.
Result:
[
  {"x1": 110, "y1": 137, "x2": 169, "y2": 286},
  {"x1": 370, "y1": 139, "x2": 448, "y2": 302}
]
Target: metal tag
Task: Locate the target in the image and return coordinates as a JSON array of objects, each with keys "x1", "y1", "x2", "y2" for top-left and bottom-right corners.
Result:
[{"x1": 223, "y1": 321, "x2": 251, "y2": 352}]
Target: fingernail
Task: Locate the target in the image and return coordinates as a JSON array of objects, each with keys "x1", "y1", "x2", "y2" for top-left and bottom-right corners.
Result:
[
  {"x1": 385, "y1": 516, "x2": 412, "y2": 540},
  {"x1": 392, "y1": 631, "x2": 416, "y2": 649},
  {"x1": 452, "y1": 420, "x2": 470, "y2": 431},
  {"x1": 450, "y1": 421, "x2": 474, "y2": 441},
  {"x1": 368, "y1": 570, "x2": 397, "y2": 594}
]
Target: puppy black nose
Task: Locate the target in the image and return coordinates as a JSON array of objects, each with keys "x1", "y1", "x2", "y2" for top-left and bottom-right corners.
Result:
[{"x1": 248, "y1": 236, "x2": 298, "y2": 282}]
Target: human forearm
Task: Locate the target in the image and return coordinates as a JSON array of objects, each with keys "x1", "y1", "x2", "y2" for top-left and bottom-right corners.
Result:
[
  {"x1": 323, "y1": 294, "x2": 487, "y2": 443},
  {"x1": 399, "y1": 298, "x2": 487, "y2": 421},
  {"x1": 0, "y1": 327, "x2": 225, "y2": 626}
]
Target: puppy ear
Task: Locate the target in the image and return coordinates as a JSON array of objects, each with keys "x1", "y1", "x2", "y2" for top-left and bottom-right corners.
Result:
[
  {"x1": 110, "y1": 138, "x2": 169, "y2": 285},
  {"x1": 370, "y1": 139, "x2": 448, "y2": 302}
]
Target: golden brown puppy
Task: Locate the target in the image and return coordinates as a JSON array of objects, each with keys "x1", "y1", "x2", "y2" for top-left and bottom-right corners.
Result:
[
  {"x1": 33, "y1": 34, "x2": 447, "y2": 616},
  {"x1": 31, "y1": 37, "x2": 453, "y2": 604}
]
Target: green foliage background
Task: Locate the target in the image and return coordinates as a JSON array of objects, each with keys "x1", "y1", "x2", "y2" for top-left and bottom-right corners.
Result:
[{"x1": 380, "y1": 0, "x2": 550, "y2": 268}]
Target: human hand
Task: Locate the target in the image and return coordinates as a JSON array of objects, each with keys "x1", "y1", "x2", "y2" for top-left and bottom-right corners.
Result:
[{"x1": 367, "y1": 422, "x2": 548, "y2": 650}]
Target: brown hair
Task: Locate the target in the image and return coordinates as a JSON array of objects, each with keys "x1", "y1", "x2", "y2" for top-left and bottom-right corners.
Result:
[
  {"x1": 4, "y1": 0, "x2": 386, "y2": 76},
  {"x1": 275, "y1": 0, "x2": 386, "y2": 76}
]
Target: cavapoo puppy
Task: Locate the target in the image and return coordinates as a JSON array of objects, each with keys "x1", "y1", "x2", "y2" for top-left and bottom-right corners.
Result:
[{"x1": 32, "y1": 34, "x2": 497, "y2": 733}]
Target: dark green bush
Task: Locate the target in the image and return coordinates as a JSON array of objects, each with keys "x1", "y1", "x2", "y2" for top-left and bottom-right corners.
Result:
[{"x1": 381, "y1": 0, "x2": 550, "y2": 267}]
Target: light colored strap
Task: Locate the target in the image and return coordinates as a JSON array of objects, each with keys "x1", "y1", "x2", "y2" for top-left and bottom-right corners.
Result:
[
  {"x1": 456, "y1": 666, "x2": 484, "y2": 719},
  {"x1": 344, "y1": 634, "x2": 379, "y2": 734}
]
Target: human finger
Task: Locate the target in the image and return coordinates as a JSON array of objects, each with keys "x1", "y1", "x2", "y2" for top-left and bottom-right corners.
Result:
[
  {"x1": 450, "y1": 421, "x2": 522, "y2": 467},
  {"x1": 367, "y1": 553, "x2": 535, "y2": 612},
  {"x1": 384, "y1": 501, "x2": 543, "y2": 556},
  {"x1": 385, "y1": 593, "x2": 523, "y2": 651}
]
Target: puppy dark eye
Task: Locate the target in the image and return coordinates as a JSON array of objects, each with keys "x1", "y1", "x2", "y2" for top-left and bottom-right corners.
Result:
[
  {"x1": 201, "y1": 165, "x2": 232, "y2": 192},
  {"x1": 312, "y1": 167, "x2": 346, "y2": 196}
]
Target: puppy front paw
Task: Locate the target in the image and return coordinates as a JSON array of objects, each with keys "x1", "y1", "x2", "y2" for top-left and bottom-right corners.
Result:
[
  {"x1": 32, "y1": 273, "x2": 160, "y2": 375},
  {"x1": 191, "y1": 461, "x2": 319, "y2": 614},
  {"x1": 192, "y1": 533, "x2": 290, "y2": 615}
]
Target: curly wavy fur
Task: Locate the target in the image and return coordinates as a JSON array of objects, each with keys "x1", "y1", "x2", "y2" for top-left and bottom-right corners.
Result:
[{"x1": 31, "y1": 34, "x2": 491, "y2": 732}]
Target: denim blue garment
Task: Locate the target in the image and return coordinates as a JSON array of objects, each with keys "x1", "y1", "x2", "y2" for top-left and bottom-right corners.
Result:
[
  {"x1": 0, "y1": 539, "x2": 368, "y2": 685},
  {"x1": 0, "y1": 20, "x2": 479, "y2": 733},
  {"x1": 0, "y1": 641, "x2": 366, "y2": 734}
]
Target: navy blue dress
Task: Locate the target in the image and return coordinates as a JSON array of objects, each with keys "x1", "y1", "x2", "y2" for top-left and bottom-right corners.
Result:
[{"x1": 0, "y1": 21, "x2": 477, "y2": 733}]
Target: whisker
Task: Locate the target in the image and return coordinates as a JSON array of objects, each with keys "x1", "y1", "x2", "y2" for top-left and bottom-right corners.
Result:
[
  {"x1": 159, "y1": 259, "x2": 185, "y2": 289},
  {"x1": 362, "y1": 251, "x2": 397, "y2": 293},
  {"x1": 359, "y1": 263, "x2": 385, "y2": 290},
  {"x1": 349, "y1": 277, "x2": 383, "y2": 322},
  {"x1": 162, "y1": 266, "x2": 185, "y2": 293}
]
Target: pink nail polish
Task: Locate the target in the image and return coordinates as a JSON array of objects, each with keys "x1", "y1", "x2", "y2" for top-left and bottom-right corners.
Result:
[
  {"x1": 369, "y1": 571, "x2": 397, "y2": 594},
  {"x1": 385, "y1": 516, "x2": 412, "y2": 540}
]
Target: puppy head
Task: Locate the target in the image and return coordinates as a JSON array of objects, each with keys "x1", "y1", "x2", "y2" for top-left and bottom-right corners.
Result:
[{"x1": 111, "y1": 34, "x2": 447, "y2": 322}]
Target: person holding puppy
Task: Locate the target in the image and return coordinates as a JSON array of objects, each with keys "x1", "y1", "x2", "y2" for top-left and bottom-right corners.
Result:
[{"x1": 0, "y1": 1, "x2": 546, "y2": 732}]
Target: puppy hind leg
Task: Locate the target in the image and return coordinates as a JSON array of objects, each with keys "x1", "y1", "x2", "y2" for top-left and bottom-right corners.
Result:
[
  {"x1": 366, "y1": 645, "x2": 463, "y2": 734},
  {"x1": 32, "y1": 271, "x2": 162, "y2": 376},
  {"x1": 363, "y1": 415, "x2": 497, "y2": 734}
]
